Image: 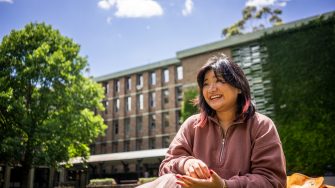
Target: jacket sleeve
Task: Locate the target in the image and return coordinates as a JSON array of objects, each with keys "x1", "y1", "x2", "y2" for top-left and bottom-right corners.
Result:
[
  {"x1": 159, "y1": 115, "x2": 197, "y2": 175},
  {"x1": 225, "y1": 116, "x2": 287, "y2": 188}
]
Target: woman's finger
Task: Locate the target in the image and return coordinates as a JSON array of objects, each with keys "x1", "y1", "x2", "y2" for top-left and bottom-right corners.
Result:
[
  {"x1": 192, "y1": 162, "x2": 206, "y2": 179},
  {"x1": 210, "y1": 169, "x2": 225, "y2": 186},
  {"x1": 176, "y1": 180, "x2": 190, "y2": 188},
  {"x1": 180, "y1": 175, "x2": 209, "y2": 185},
  {"x1": 198, "y1": 162, "x2": 211, "y2": 179},
  {"x1": 176, "y1": 174, "x2": 193, "y2": 187},
  {"x1": 188, "y1": 165, "x2": 198, "y2": 178}
]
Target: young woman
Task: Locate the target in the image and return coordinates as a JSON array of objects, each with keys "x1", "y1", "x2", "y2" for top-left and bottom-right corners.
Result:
[{"x1": 137, "y1": 54, "x2": 286, "y2": 188}]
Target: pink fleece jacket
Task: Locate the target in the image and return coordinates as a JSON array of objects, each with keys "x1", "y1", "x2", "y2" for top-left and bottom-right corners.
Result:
[{"x1": 159, "y1": 112, "x2": 287, "y2": 188}]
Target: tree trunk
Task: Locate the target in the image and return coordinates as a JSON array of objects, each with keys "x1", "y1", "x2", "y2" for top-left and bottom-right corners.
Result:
[
  {"x1": 21, "y1": 166, "x2": 35, "y2": 188},
  {"x1": 49, "y1": 167, "x2": 55, "y2": 188},
  {"x1": 4, "y1": 164, "x2": 11, "y2": 188}
]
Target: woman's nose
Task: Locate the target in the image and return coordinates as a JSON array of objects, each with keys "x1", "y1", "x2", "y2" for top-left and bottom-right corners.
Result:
[{"x1": 208, "y1": 83, "x2": 217, "y2": 91}]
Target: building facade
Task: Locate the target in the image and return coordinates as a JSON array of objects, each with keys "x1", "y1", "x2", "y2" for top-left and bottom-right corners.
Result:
[
  {"x1": 90, "y1": 58, "x2": 185, "y2": 178},
  {"x1": 69, "y1": 12, "x2": 328, "y2": 182}
]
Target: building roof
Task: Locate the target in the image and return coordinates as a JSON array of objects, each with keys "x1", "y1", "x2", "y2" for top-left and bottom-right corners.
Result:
[
  {"x1": 176, "y1": 11, "x2": 335, "y2": 59},
  {"x1": 94, "y1": 58, "x2": 179, "y2": 82},
  {"x1": 69, "y1": 148, "x2": 168, "y2": 164}
]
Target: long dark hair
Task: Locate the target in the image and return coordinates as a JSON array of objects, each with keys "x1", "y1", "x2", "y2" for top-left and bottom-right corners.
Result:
[{"x1": 195, "y1": 53, "x2": 255, "y2": 127}]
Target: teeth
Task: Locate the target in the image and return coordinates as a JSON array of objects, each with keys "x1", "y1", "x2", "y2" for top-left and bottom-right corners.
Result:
[{"x1": 210, "y1": 95, "x2": 221, "y2": 99}]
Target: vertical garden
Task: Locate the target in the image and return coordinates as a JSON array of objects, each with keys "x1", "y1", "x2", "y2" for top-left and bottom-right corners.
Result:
[{"x1": 262, "y1": 13, "x2": 335, "y2": 175}]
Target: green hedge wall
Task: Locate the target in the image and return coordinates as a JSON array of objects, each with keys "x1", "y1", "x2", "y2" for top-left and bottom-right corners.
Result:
[{"x1": 262, "y1": 13, "x2": 335, "y2": 175}]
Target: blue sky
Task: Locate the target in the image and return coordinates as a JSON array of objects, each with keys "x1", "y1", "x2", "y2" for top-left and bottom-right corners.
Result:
[{"x1": 1, "y1": 0, "x2": 334, "y2": 78}]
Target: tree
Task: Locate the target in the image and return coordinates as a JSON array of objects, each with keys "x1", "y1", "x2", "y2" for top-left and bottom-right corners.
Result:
[
  {"x1": 181, "y1": 87, "x2": 199, "y2": 122},
  {"x1": 0, "y1": 23, "x2": 107, "y2": 187},
  {"x1": 222, "y1": 5, "x2": 283, "y2": 38}
]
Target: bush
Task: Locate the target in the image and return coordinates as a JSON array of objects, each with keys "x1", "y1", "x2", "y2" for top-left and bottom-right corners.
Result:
[
  {"x1": 138, "y1": 177, "x2": 157, "y2": 184},
  {"x1": 88, "y1": 178, "x2": 117, "y2": 185}
]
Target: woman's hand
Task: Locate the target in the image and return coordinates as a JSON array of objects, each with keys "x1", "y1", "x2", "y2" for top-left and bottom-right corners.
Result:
[
  {"x1": 183, "y1": 158, "x2": 211, "y2": 179},
  {"x1": 176, "y1": 169, "x2": 225, "y2": 188}
]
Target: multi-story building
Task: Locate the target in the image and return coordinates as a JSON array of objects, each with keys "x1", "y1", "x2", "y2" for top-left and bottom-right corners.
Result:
[{"x1": 89, "y1": 58, "x2": 186, "y2": 178}]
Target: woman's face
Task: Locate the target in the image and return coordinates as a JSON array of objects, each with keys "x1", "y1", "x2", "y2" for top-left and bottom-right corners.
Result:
[{"x1": 202, "y1": 70, "x2": 240, "y2": 114}]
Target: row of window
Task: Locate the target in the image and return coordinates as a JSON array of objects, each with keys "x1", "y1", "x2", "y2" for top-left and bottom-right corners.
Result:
[
  {"x1": 102, "y1": 86, "x2": 183, "y2": 114},
  {"x1": 232, "y1": 44, "x2": 273, "y2": 117},
  {"x1": 92, "y1": 136, "x2": 170, "y2": 154},
  {"x1": 110, "y1": 110, "x2": 181, "y2": 139},
  {"x1": 104, "y1": 65, "x2": 183, "y2": 95}
]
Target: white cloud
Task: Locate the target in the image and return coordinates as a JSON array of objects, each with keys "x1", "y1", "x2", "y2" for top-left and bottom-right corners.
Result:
[
  {"x1": 114, "y1": 0, "x2": 163, "y2": 18},
  {"x1": 277, "y1": 1, "x2": 288, "y2": 7},
  {"x1": 0, "y1": 0, "x2": 14, "y2": 3},
  {"x1": 246, "y1": 0, "x2": 288, "y2": 8},
  {"x1": 99, "y1": 0, "x2": 199, "y2": 20},
  {"x1": 98, "y1": 0, "x2": 116, "y2": 10},
  {"x1": 182, "y1": 0, "x2": 193, "y2": 16}
]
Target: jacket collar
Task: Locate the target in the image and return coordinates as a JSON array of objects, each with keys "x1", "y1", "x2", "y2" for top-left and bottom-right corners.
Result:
[{"x1": 208, "y1": 114, "x2": 245, "y2": 127}]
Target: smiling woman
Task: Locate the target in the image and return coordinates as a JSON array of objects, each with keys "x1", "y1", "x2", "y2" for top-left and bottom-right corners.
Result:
[{"x1": 136, "y1": 53, "x2": 286, "y2": 188}]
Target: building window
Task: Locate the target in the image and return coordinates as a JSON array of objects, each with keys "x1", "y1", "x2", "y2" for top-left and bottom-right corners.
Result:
[
  {"x1": 136, "y1": 139, "x2": 142, "y2": 150},
  {"x1": 124, "y1": 118, "x2": 130, "y2": 139},
  {"x1": 90, "y1": 144, "x2": 96, "y2": 155},
  {"x1": 162, "y1": 136, "x2": 170, "y2": 148},
  {"x1": 149, "y1": 138, "x2": 156, "y2": 149},
  {"x1": 112, "y1": 120, "x2": 119, "y2": 140},
  {"x1": 114, "y1": 98, "x2": 120, "y2": 112},
  {"x1": 103, "y1": 100, "x2": 108, "y2": 114},
  {"x1": 101, "y1": 143, "x2": 106, "y2": 154},
  {"x1": 112, "y1": 142, "x2": 118, "y2": 153},
  {"x1": 114, "y1": 79, "x2": 120, "y2": 94},
  {"x1": 150, "y1": 114, "x2": 156, "y2": 129},
  {"x1": 163, "y1": 68, "x2": 169, "y2": 83},
  {"x1": 124, "y1": 141, "x2": 130, "y2": 152},
  {"x1": 137, "y1": 94, "x2": 143, "y2": 110},
  {"x1": 176, "y1": 65, "x2": 183, "y2": 80},
  {"x1": 103, "y1": 82, "x2": 109, "y2": 94},
  {"x1": 126, "y1": 76, "x2": 131, "y2": 91},
  {"x1": 125, "y1": 96, "x2": 131, "y2": 112},
  {"x1": 136, "y1": 116, "x2": 142, "y2": 137},
  {"x1": 163, "y1": 112, "x2": 169, "y2": 128},
  {"x1": 163, "y1": 89, "x2": 169, "y2": 104},
  {"x1": 176, "y1": 86, "x2": 183, "y2": 106},
  {"x1": 149, "y1": 92, "x2": 156, "y2": 108},
  {"x1": 150, "y1": 71, "x2": 156, "y2": 85},
  {"x1": 149, "y1": 114, "x2": 156, "y2": 135},
  {"x1": 136, "y1": 74, "x2": 143, "y2": 89}
]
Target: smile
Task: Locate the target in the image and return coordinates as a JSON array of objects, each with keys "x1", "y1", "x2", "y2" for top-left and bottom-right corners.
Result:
[{"x1": 210, "y1": 94, "x2": 222, "y2": 100}]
